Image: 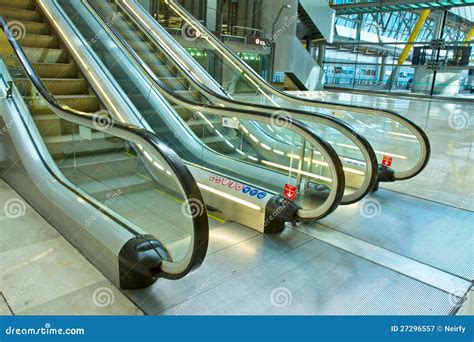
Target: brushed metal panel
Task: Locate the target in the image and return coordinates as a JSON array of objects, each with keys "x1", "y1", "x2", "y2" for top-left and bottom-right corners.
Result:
[{"x1": 320, "y1": 189, "x2": 473, "y2": 280}]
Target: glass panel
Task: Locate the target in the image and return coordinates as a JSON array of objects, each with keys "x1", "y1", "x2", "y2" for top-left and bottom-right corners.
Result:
[
  {"x1": 3, "y1": 45, "x2": 194, "y2": 264},
  {"x1": 137, "y1": 1, "x2": 428, "y2": 178},
  {"x1": 86, "y1": 0, "x2": 372, "y2": 200},
  {"x1": 56, "y1": 0, "x2": 342, "y2": 215}
]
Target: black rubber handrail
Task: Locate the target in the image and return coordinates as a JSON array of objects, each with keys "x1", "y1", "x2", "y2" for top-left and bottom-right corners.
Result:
[{"x1": 0, "y1": 16, "x2": 209, "y2": 280}]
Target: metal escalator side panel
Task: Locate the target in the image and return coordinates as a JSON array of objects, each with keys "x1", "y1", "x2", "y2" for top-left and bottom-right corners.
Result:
[{"x1": 0, "y1": 15, "x2": 209, "y2": 283}]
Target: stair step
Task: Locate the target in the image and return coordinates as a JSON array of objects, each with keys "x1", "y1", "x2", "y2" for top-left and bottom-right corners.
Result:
[
  {"x1": 160, "y1": 77, "x2": 189, "y2": 91},
  {"x1": 0, "y1": 6, "x2": 42, "y2": 22},
  {"x1": 44, "y1": 131, "x2": 125, "y2": 158},
  {"x1": 16, "y1": 78, "x2": 89, "y2": 96},
  {"x1": 119, "y1": 28, "x2": 147, "y2": 41},
  {"x1": 59, "y1": 152, "x2": 141, "y2": 182},
  {"x1": 18, "y1": 33, "x2": 58, "y2": 48},
  {"x1": 32, "y1": 63, "x2": 78, "y2": 78},
  {"x1": 25, "y1": 95, "x2": 100, "y2": 115},
  {"x1": 149, "y1": 64, "x2": 176, "y2": 77},
  {"x1": 174, "y1": 89, "x2": 202, "y2": 101},
  {"x1": 172, "y1": 105, "x2": 194, "y2": 120},
  {"x1": 24, "y1": 46, "x2": 68, "y2": 63},
  {"x1": 0, "y1": 0, "x2": 35, "y2": 10},
  {"x1": 6, "y1": 18, "x2": 50, "y2": 35},
  {"x1": 79, "y1": 174, "x2": 155, "y2": 200},
  {"x1": 33, "y1": 114, "x2": 83, "y2": 137},
  {"x1": 128, "y1": 40, "x2": 157, "y2": 53}
]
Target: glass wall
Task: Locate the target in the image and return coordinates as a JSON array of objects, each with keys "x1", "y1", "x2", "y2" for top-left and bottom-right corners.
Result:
[{"x1": 323, "y1": 7, "x2": 474, "y2": 99}]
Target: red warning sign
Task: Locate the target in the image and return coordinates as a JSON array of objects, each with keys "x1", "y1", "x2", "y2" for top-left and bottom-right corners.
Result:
[
  {"x1": 284, "y1": 184, "x2": 297, "y2": 201},
  {"x1": 382, "y1": 155, "x2": 393, "y2": 167}
]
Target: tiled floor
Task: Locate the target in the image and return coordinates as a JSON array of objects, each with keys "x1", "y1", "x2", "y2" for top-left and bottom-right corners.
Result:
[
  {"x1": 0, "y1": 179, "x2": 141, "y2": 315},
  {"x1": 294, "y1": 90, "x2": 474, "y2": 211}
]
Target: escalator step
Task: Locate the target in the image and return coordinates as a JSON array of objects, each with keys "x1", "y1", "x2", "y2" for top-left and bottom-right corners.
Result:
[
  {"x1": 23, "y1": 47, "x2": 68, "y2": 64},
  {"x1": 0, "y1": 0, "x2": 34, "y2": 11},
  {"x1": 24, "y1": 95, "x2": 100, "y2": 115},
  {"x1": 79, "y1": 174, "x2": 156, "y2": 201},
  {"x1": 58, "y1": 152, "x2": 141, "y2": 183},
  {"x1": 0, "y1": 6, "x2": 42, "y2": 22},
  {"x1": 17, "y1": 33, "x2": 58, "y2": 49},
  {"x1": 16, "y1": 78, "x2": 89, "y2": 96},
  {"x1": 32, "y1": 63, "x2": 78, "y2": 78}
]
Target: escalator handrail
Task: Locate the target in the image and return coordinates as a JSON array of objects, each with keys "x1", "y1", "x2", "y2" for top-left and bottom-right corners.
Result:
[
  {"x1": 115, "y1": 0, "x2": 379, "y2": 204},
  {"x1": 0, "y1": 16, "x2": 209, "y2": 280},
  {"x1": 85, "y1": 1, "x2": 347, "y2": 221},
  {"x1": 164, "y1": 0, "x2": 431, "y2": 181}
]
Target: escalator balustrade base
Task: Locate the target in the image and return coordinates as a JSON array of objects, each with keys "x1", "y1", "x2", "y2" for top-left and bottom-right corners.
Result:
[
  {"x1": 119, "y1": 235, "x2": 170, "y2": 290},
  {"x1": 264, "y1": 195, "x2": 299, "y2": 234}
]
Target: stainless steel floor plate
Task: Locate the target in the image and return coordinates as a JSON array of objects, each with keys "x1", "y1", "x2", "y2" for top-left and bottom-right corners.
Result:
[
  {"x1": 319, "y1": 189, "x2": 473, "y2": 281},
  {"x1": 125, "y1": 190, "x2": 472, "y2": 315}
]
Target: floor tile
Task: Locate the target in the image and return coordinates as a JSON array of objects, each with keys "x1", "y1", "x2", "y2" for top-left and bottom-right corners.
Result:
[
  {"x1": 21, "y1": 281, "x2": 143, "y2": 316},
  {"x1": 0, "y1": 237, "x2": 105, "y2": 313},
  {"x1": 0, "y1": 293, "x2": 12, "y2": 316},
  {"x1": 0, "y1": 211, "x2": 59, "y2": 254}
]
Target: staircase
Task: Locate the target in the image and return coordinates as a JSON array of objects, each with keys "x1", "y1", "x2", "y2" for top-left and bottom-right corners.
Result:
[
  {"x1": 0, "y1": 0, "x2": 157, "y2": 205},
  {"x1": 297, "y1": 3, "x2": 323, "y2": 41}
]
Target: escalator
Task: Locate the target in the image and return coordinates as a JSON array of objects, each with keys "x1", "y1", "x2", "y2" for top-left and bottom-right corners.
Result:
[
  {"x1": 131, "y1": 0, "x2": 431, "y2": 186},
  {"x1": 83, "y1": 0, "x2": 379, "y2": 207},
  {"x1": 28, "y1": 0, "x2": 347, "y2": 234},
  {"x1": 0, "y1": 4, "x2": 209, "y2": 290}
]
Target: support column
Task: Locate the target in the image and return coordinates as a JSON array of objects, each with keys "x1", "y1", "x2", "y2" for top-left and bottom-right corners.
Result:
[
  {"x1": 385, "y1": 9, "x2": 431, "y2": 89},
  {"x1": 206, "y1": 0, "x2": 218, "y2": 32},
  {"x1": 378, "y1": 55, "x2": 386, "y2": 84},
  {"x1": 317, "y1": 44, "x2": 326, "y2": 67}
]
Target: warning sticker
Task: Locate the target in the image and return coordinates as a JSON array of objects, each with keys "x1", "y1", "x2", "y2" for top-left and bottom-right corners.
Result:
[
  {"x1": 382, "y1": 155, "x2": 393, "y2": 167},
  {"x1": 284, "y1": 184, "x2": 297, "y2": 201}
]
